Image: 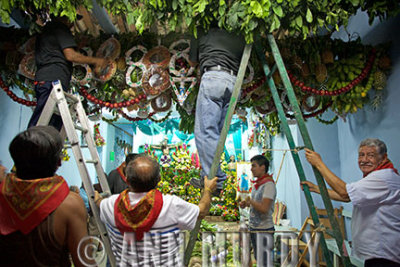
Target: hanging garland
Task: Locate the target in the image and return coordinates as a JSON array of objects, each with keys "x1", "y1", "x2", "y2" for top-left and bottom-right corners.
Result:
[
  {"x1": 149, "y1": 110, "x2": 172, "y2": 123},
  {"x1": 117, "y1": 109, "x2": 156, "y2": 122},
  {"x1": 286, "y1": 101, "x2": 333, "y2": 119},
  {"x1": 80, "y1": 87, "x2": 147, "y2": 108},
  {"x1": 0, "y1": 77, "x2": 36, "y2": 106},
  {"x1": 316, "y1": 114, "x2": 339, "y2": 125},
  {"x1": 287, "y1": 49, "x2": 376, "y2": 96}
]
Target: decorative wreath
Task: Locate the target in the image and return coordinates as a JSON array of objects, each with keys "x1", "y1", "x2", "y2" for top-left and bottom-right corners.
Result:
[
  {"x1": 125, "y1": 45, "x2": 147, "y2": 65},
  {"x1": 18, "y1": 53, "x2": 36, "y2": 80},
  {"x1": 72, "y1": 64, "x2": 93, "y2": 86},
  {"x1": 142, "y1": 66, "x2": 171, "y2": 96},
  {"x1": 169, "y1": 52, "x2": 195, "y2": 77},
  {"x1": 280, "y1": 91, "x2": 292, "y2": 112},
  {"x1": 95, "y1": 37, "x2": 121, "y2": 60},
  {"x1": 255, "y1": 99, "x2": 276, "y2": 115},
  {"x1": 243, "y1": 63, "x2": 254, "y2": 84},
  {"x1": 125, "y1": 62, "x2": 146, "y2": 88},
  {"x1": 94, "y1": 61, "x2": 117, "y2": 82},
  {"x1": 170, "y1": 76, "x2": 197, "y2": 105},
  {"x1": 151, "y1": 93, "x2": 172, "y2": 112},
  {"x1": 169, "y1": 39, "x2": 190, "y2": 54},
  {"x1": 142, "y1": 46, "x2": 171, "y2": 69},
  {"x1": 301, "y1": 94, "x2": 321, "y2": 112}
]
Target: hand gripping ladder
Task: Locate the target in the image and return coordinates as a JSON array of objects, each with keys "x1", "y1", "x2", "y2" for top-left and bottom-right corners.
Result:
[{"x1": 36, "y1": 80, "x2": 116, "y2": 267}]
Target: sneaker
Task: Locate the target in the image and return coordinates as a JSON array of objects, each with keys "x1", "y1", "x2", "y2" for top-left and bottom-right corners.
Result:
[{"x1": 190, "y1": 178, "x2": 204, "y2": 189}]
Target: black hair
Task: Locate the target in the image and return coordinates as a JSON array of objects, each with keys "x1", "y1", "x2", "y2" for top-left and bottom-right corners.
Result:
[
  {"x1": 250, "y1": 155, "x2": 270, "y2": 171},
  {"x1": 126, "y1": 155, "x2": 160, "y2": 192},
  {"x1": 9, "y1": 126, "x2": 63, "y2": 179},
  {"x1": 125, "y1": 153, "x2": 139, "y2": 165}
]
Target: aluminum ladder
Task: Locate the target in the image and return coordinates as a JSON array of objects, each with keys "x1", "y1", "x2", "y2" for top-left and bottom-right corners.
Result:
[{"x1": 36, "y1": 80, "x2": 116, "y2": 267}]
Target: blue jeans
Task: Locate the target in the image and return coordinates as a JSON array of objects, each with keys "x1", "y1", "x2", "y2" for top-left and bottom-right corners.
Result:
[
  {"x1": 194, "y1": 71, "x2": 236, "y2": 189},
  {"x1": 250, "y1": 227, "x2": 275, "y2": 266}
]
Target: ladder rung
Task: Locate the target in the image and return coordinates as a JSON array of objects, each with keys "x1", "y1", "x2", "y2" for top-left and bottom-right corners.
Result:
[
  {"x1": 74, "y1": 124, "x2": 88, "y2": 133},
  {"x1": 86, "y1": 159, "x2": 98, "y2": 164}
]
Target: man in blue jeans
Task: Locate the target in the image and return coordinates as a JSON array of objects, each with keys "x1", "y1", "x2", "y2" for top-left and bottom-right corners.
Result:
[
  {"x1": 188, "y1": 26, "x2": 245, "y2": 195},
  {"x1": 28, "y1": 14, "x2": 107, "y2": 130}
]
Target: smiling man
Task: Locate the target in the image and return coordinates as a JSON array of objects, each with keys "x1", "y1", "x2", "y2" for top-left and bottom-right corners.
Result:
[{"x1": 302, "y1": 138, "x2": 400, "y2": 267}]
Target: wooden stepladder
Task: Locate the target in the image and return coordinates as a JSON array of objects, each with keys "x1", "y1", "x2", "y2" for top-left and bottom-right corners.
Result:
[{"x1": 36, "y1": 80, "x2": 116, "y2": 267}]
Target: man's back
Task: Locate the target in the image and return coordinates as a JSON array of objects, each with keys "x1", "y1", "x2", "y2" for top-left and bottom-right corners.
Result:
[
  {"x1": 0, "y1": 191, "x2": 89, "y2": 267},
  {"x1": 100, "y1": 193, "x2": 199, "y2": 266}
]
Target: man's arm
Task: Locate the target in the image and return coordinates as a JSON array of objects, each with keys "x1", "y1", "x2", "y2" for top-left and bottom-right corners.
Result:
[
  {"x1": 56, "y1": 192, "x2": 96, "y2": 267},
  {"x1": 305, "y1": 148, "x2": 350, "y2": 201},
  {"x1": 301, "y1": 181, "x2": 350, "y2": 202},
  {"x1": 249, "y1": 197, "x2": 274, "y2": 214},
  {"x1": 63, "y1": 47, "x2": 107, "y2": 68},
  {"x1": 197, "y1": 176, "x2": 218, "y2": 219}
]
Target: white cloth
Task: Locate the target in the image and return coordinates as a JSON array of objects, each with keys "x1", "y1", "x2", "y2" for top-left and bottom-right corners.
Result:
[
  {"x1": 249, "y1": 181, "x2": 276, "y2": 229},
  {"x1": 100, "y1": 192, "x2": 199, "y2": 267},
  {"x1": 346, "y1": 169, "x2": 400, "y2": 263}
]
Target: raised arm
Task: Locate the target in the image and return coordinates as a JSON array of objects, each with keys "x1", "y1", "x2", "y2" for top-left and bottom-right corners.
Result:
[
  {"x1": 197, "y1": 176, "x2": 218, "y2": 219},
  {"x1": 304, "y1": 148, "x2": 350, "y2": 202},
  {"x1": 301, "y1": 181, "x2": 350, "y2": 202},
  {"x1": 63, "y1": 47, "x2": 108, "y2": 68}
]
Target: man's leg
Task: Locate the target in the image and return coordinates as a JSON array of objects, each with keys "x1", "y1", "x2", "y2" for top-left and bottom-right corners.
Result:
[
  {"x1": 192, "y1": 71, "x2": 233, "y2": 190},
  {"x1": 28, "y1": 81, "x2": 63, "y2": 130}
]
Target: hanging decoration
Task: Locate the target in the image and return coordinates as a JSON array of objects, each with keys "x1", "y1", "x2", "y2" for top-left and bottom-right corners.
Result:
[
  {"x1": 94, "y1": 123, "x2": 106, "y2": 147},
  {"x1": 0, "y1": 30, "x2": 393, "y2": 131}
]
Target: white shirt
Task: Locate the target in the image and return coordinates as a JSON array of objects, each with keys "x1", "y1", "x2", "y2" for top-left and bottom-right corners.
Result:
[
  {"x1": 346, "y1": 169, "x2": 400, "y2": 263},
  {"x1": 100, "y1": 192, "x2": 199, "y2": 267}
]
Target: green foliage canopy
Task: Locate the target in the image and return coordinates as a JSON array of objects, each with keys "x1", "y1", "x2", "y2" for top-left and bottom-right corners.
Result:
[{"x1": 1, "y1": 0, "x2": 399, "y2": 42}]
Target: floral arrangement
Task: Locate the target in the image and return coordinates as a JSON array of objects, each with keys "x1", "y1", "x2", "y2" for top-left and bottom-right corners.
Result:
[
  {"x1": 93, "y1": 123, "x2": 106, "y2": 147},
  {"x1": 142, "y1": 143, "x2": 241, "y2": 221},
  {"x1": 61, "y1": 147, "x2": 70, "y2": 161}
]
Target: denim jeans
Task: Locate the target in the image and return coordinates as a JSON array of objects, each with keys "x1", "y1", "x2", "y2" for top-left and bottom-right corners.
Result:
[{"x1": 194, "y1": 70, "x2": 236, "y2": 189}]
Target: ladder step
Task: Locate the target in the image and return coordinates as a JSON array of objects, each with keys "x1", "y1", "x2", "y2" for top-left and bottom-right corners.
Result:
[
  {"x1": 74, "y1": 124, "x2": 88, "y2": 133},
  {"x1": 86, "y1": 159, "x2": 98, "y2": 164}
]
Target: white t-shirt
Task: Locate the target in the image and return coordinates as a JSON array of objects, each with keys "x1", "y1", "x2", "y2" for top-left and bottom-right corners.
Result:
[
  {"x1": 100, "y1": 192, "x2": 199, "y2": 266},
  {"x1": 346, "y1": 169, "x2": 400, "y2": 263},
  {"x1": 249, "y1": 181, "x2": 276, "y2": 229}
]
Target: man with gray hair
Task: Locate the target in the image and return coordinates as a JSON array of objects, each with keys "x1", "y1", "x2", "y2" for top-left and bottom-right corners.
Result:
[{"x1": 301, "y1": 138, "x2": 400, "y2": 266}]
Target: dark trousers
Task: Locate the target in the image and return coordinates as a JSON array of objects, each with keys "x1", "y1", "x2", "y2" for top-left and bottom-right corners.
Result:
[
  {"x1": 365, "y1": 258, "x2": 400, "y2": 267},
  {"x1": 27, "y1": 81, "x2": 63, "y2": 131}
]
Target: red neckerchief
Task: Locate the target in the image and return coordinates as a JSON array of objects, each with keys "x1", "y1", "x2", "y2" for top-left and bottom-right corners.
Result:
[
  {"x1": 114, "y1": 189, "x2": 163, "y2": 241},
  {"x1": 251, "y1": 174, "x2": 274, "y2": 190},
  {"x1": 117, "y1": 162, "x2": 127, "y2": 183},
  {"x1": 0, "y1": 174, "x2": 69, "y2": 234},
  {"x1": 364, "y1": 158, "x2": 399, "y2": 177}
]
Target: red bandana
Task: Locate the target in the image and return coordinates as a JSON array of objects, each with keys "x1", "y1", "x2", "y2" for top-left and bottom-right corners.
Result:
[
  {"x1": 0, "y1": 174, "x2": 69, "y2": 235},
  {"x1": 251, "y1": 174, "x2": 274, "y2": 190},
  {"x1": 117, "y1": 162, "x2": 127, "y2": 183},
  {"x1": 114, "y1": 189, "x2": 163, "y2": 241},
  {"x1": 364, "y1": 159, "x2": 399, "y2": 177}
]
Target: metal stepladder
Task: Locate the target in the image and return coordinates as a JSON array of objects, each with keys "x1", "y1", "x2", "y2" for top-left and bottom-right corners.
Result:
[
  {"x1": 184, "y1": 35, "x2": 351, "y2": 267},
  {"x1": 36, "y1": 80, "x2": 116, "y2": 267}
]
